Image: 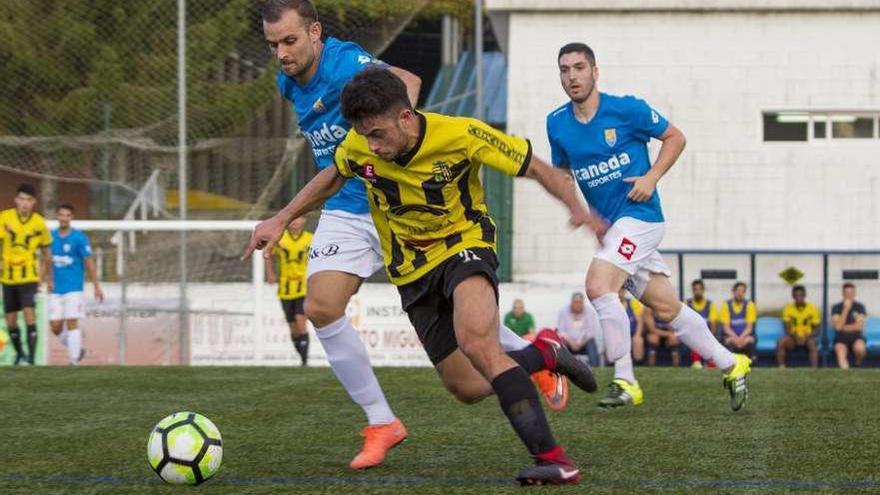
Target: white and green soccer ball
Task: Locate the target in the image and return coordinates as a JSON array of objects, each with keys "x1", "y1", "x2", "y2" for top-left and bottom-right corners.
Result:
[{"x1": 147, "y1": 411, "x2": 223, "y2": 485}]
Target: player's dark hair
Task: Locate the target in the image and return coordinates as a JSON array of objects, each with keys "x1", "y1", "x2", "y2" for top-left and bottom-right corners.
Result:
[
  {"x1": 57, "y1": 203, "x2": 75, "y2": 213},
  {"x1": 733, "y1": 281, "x2": 746, "y2": 291},
  {"x1": 842, "y1": 282, "x2": 856, "y2": 290},
  {"x1": 571, "y1": 292, "x2": 584, "y2": 301},
  {"x1": 558, "y1": 42, "x2": 596, "y2": 66},
  {"x1": 792, "y1": 285, "x2": 806, "y2": 296},
  {"x1": 262, "y1": 0, "x2": 318, "y2": 24},
  {"x1": 340, "y1": 67, "x2": 412, "y2": 123},
  {"x1": 16, "y1": 183, "x2": 37, "y2": 197},
  {"x1": 692, "y1": 279, "x2": 705, "y2": 288}
]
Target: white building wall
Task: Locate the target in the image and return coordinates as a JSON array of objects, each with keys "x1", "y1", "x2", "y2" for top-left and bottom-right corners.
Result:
[{"x1": 498, "y1": 10, "x2": 880, "y2": 282}]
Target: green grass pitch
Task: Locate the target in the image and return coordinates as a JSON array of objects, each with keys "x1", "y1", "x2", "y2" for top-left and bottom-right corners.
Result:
[{"x1": 1, "y1": 366, "x2": 878, "y2": 494}]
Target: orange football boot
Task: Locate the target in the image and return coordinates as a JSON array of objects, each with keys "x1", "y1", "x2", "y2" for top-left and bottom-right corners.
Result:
[
  {"x1": 532, "y1": 370, "x2": 569, "y2": 411},
  {"x1": 349, "y1": 417, "x2": 408, "y2": 469}
]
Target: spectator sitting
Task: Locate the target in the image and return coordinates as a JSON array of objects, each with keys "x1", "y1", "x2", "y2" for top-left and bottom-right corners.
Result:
[
  {"x1": 556, "y1": 292, "x2": 600, "y2": 366},
  {"x1": 685, "y1": 279, "x2": 718, "y2": 368},
  {"x1": 503, "y1": 298, "x2": 535, "y2": 339},
  {"x1": 720, "y1": 281, "x2": 757, "y2": 361},
  {"x1": 832, "y1": 283, "x2": 867, "y2": 369},
  {"x1": 618, "y1": 288, "x2": 645, "y2": 363},
  {"x1": 777, "y1": 285, "x2": 821, "y2": 368},
  {"x1": 643, "y1": 306, "x2": 681, "y2": 367}
]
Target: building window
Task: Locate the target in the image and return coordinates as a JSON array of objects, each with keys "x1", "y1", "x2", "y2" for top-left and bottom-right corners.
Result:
[{"x1": 763, "y1": 112, "x2": 879, "y2": 142}]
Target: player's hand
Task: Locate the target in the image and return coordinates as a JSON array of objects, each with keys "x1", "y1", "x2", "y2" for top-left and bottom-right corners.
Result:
[
  {"x1": 623, "y1": 175, "x2": 658, "y2": 202},
  {"x1": 569, "y1": 208, "x2": 609, "y2": 243},
  {"x1": 46, "y1": 279, "x2": 54, "y2": 293},
  {"x1": 242, "y1": 215, "x2": 286, "y2": 261},
  {"x1": 94, "y1": 285, "x2": 105, "y2": 303}
]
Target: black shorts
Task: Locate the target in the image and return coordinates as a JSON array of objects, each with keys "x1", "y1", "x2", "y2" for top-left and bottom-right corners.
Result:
[
  {"x1": 2, "y1": 283, "x2": 38, "y2": 314},
  {"x1": 397, "y1": 247, "x2": 499, "y2": 365},
  {"x1": 834, "y1": 332, "x2": 865, "y2": 352},
  {"x1": 280, "y1": 297, "x2": 305, "y2": 323}
]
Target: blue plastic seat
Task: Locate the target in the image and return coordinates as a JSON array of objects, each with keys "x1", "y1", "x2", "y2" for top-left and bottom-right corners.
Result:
[
  {"x1": 865, "y1": 317, "x2": 880, "y2": 350},
  {"x1": 755, "y1": 317, "x2": 785, "y2": 352}
]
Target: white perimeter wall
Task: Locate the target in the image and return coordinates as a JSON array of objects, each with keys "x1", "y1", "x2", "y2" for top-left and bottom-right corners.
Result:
[{"x1": 499, "y1": 10, "x2": 880, "y2": 282}]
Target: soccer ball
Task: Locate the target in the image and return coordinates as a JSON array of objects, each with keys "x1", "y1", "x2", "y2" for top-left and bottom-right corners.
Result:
[{"x1": 147, "y1": 411, "x2": 223, "y2": 485}]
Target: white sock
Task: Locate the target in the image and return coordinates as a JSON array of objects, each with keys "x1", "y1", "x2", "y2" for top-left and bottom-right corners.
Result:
[
  {"x1": 316, "y1": 316, "x2": 395, "y2": 425},
  {"x1": 58, "y1": 328, "x2": 69, "y2": 347},
  {"x1": 498, "y1": 323, "x2": 530, "y2": 351},
  {"x1": 614, "y1": 352, "x2": 636, "y2": 384},
  {"x1": 67, "y1": 328, "x2": 82, "y2": 365},
  {"x1": 669, "y1": 304, "x2": 736, "y2": 370},
  {"x1": 591, "y1": 293, "x2": 632, "y2": 363}
]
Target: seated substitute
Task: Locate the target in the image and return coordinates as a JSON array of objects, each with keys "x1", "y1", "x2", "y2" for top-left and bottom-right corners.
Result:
[
  {"x1": 719, "y1": 282, "x2": 757, "y2": 361},
  {"x1": 831, "y1": 283, "x2": 867, "y2": 369},
  {"x1": 643, "y1": 306, "x2": 680, "y2": 367},
  {"x1": 777, "y1": 285, "x2": 820, "y2": 368},
  {"x1": 244, "y1": 67, "x2": 603, "y2": 485},
  {"x1": 504, "y1": 298, "x2": 536, "y2": 339},
  {"x1": 556, "y1": 292, "x2": 600, "y2": 366}
]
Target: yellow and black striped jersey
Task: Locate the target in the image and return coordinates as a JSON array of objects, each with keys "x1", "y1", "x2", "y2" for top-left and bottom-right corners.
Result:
[
  {"x1": 273, "y1": 230, "x2": 312, "y2": 300},
  {"x1": 334, "y1": 112, "x2": 531, "y2": 285},
  {"x1": 0, "y1": 208, "x2": 51, "y2": 285}
]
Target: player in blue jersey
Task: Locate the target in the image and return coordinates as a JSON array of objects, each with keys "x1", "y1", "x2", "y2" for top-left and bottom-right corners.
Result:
[
  {"x1": 547, "y1": 43, "x2": 751, "y2": 411},
  {"x1": 49, "y1": 204, "x2": 103, "y2": 365},
  {"x1": 262, "y1": 0, "x2": 413, "y2": 469}
]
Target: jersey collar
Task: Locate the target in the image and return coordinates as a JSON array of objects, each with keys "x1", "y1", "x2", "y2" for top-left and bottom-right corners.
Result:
[
  {"x1": 16, "y1": 211, "x2": 33, "y2": 224},
  {"x1": 393, "y1": 112, "x2": 427, "y2": 166}
]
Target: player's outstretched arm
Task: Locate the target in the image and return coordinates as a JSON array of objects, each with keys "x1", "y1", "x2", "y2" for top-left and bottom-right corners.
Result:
[
  {"x1": 524, "y1": 155, "x2": 608, "y2": 239},
  {"x1": 624, "y1": 124, "x2": 687, "y2": 202},
  {"x1": 242, "y1": 166, "x2": 346, "y2": 260},
  {"x1": 388, "y1": 66, "x2": 421, "y2": 108}
]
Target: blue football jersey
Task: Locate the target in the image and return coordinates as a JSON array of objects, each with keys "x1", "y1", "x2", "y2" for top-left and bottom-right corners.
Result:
[
  {"x1": 51, "y1": 228, "x2": 92, "y2": 295},
  {"x1": 546, "y1": 92, "x2": 669, "y2": 224},
  {"x1": 277, "y1": 37, "x2": 382, "y2": 215}
]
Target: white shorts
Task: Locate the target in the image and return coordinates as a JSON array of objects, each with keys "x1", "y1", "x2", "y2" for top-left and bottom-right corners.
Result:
[
  {"x1": 594, "y1": 217, "x2": 672, "y2": 299},
  {"x1": 49, "y1": 291, "x2": 85, "y2": 321},
  {"x1": 306, "y1": 210, "x2": 385, "y2": 279}
]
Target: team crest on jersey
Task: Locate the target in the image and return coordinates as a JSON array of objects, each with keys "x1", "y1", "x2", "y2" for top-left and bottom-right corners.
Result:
[
  {"x1": 432, "y1": 161, "x2": 453, "y2": 183},
  {"x1": 618, "y1": 237, "x2": 637, "y2": 261},
  {"x1": 362, "y1": 163, "x2": 376, "y2": 182},
  {"x1": 63, "y1": 243, "x2": 71, "y2": 253},
  {"x1": 604, "y1": 128, "x2": 617, "y2": 147},
  {"x1": 312, "y1": 97, "x2": 326, "y2": 114}
]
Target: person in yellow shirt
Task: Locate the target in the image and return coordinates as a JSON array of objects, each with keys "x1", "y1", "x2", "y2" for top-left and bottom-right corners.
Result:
[
  {"x1": 1, "y1": 184, "x2": 53, "y2": 365},
  {"x1": 685, "y1": 279, "x2": 719, "y2": 368},
  {"x1": 244, "y1": 67, "x2": 602, "y2": 484},
  {"x1": 265, "y1": 217, "x2": 313, "y2": 366},
  {"x1": 777, "y1": 285, "x2": 821, "y2": 368},
  {"x1": 719, "y1": 282, "x2": 757, "y2": 361}
]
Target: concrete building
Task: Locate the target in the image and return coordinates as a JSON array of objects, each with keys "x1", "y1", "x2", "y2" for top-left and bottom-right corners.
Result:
[{"x1": 486, "y1": 0, "x2": 880, "y2": 282}]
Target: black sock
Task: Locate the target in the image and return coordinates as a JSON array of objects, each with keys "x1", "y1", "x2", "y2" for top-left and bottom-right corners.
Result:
[
  {"x1": 491, "y1": 366, "x2": 557, "y2": 456},
  {"x1": 8, "y1": 327, "x2": 24, "y2": 357},
  {"x1": 27, "y1": 324, "x2": 37, "y2": 361},
  {"x1": 507, "y1": 345, "x2": 547, "y2": 374},
  {"x1": 292, "y1": 334, "x2": 309, "y2": 365}
]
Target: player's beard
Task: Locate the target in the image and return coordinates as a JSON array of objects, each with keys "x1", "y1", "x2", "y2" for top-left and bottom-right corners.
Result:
[
  {"x1": 282, "y1": 50, "x2": 316, "y2": 78},
  {"x1": 568, "y1": 80, "x2": 595, "y2": 104}
]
